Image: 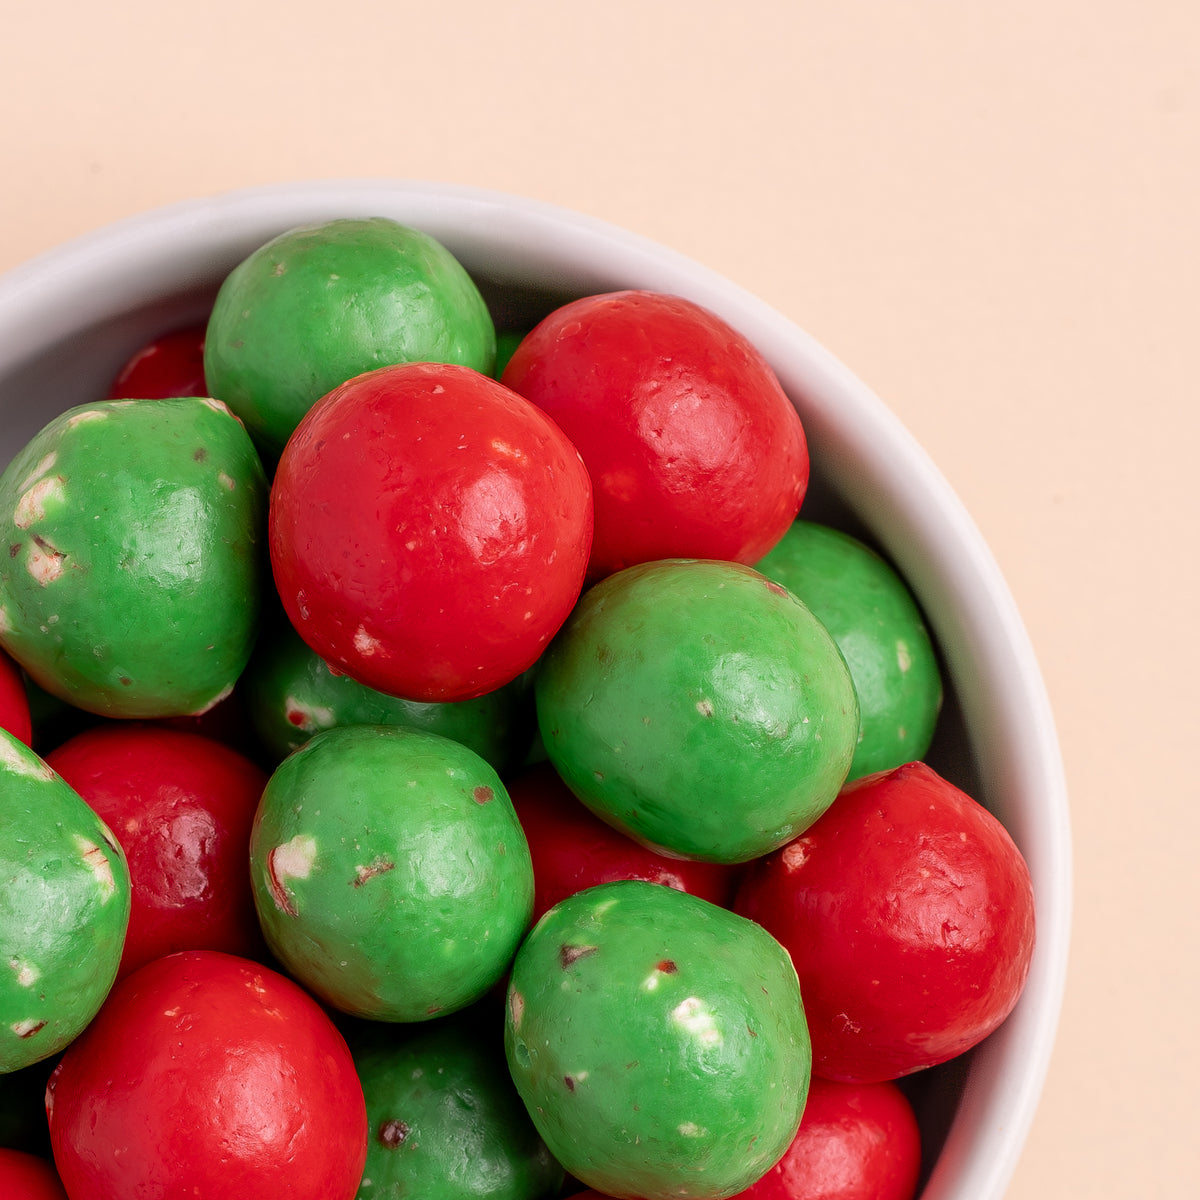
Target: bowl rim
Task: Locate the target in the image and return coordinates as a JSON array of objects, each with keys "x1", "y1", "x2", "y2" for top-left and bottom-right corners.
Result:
[{"x1": 0, "y1": 178, "x2": 1071, "y2": 1200}]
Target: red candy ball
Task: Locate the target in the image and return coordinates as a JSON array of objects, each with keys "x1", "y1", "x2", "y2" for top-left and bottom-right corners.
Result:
[
  {"x1": 46, "y1": 725, "x2": 268, "y2": 979},
  {"x1": 0, "y1": 1149, "x2": 69, "y2": 1200},
  {"x1": 509, "y1": 762, "x2": 740, "y2": 923},
  {"x1": 501, "y1": 290, "x2": 808, "y2": 580},
  {"x1": 736, "y1": 1077, "x2": 921, "y2": 1200},
  {"x1": 0, "y1": 646, "x2": 31, "y2": 745},
  {"x1": 735, "y1": 762, "x2": 1036, "y2": 1082},
  {"x1": 106, "y1": 324, "x2": 209, "y2": 399},
  {"x1": 46, "y1": 951, "x2": 367, "y2": 1200},
  {"x1": 269, "y1": 362, "x2": 593, "y2": 702}
]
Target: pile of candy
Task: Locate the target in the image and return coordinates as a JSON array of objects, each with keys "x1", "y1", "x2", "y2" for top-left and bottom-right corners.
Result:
[{"x1": 0, "y1": 217, "x2": 1035, "y2": 1200}]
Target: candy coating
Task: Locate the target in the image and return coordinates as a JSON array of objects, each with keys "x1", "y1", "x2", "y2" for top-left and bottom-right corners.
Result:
[
  {"x1": 755, "y1": 521, "x2": 942, "y2": 780},
  {"x1": 249, "y1": 724, "x2": 534, "y2": 1021},
  {"x1": 535, "y1": 559, "x2": 859, "y2": 863},
  {"x1": 243, "y1": 614, "x2": 535, "y2": 772},
  {"x1": 351, "y1": 1011, "x2": 564, "y2": 1200},
  {"x1": 205, "y1": 217, "x2": 496, "y2": 454},
  {"x1": 0, "y1": 729, "x2": 131, "y2": 1073},
  {"x1": 0, "y1": 397, "x2": 267, "y2": 718},
  {"x1": 504, "y1": 880, "x2": 810, "y2": 1200}
]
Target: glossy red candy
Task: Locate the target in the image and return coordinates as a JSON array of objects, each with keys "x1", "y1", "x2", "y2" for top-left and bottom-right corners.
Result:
[
  {"x1": 508, "y1": 762, "x2": 741, "y2": 922},
  {"x1": 46, "y1": 951, "x2": 367, "y2": 1200},
  {"x1": 735, "y1": 1077, "x2": 921, "y2": 1200},
  {"x1": 735, "y1": 762, "x2": 1035, "y2": 1082},
  {"x1": 0, "y1": 646, "x2": 31, "y2": 745},
  {"x1": 46, "y1": 725, "x2": 268, "y2": 979},
  {"x1": 501, "y1": 290, "x2": 808, "y2": 580},
  {"x1": 106, "y1": 324, "x2": 208, "y2": 400},
  {"x1": 0, "y1": 1149, "x2": 69, "y2": 1200},
  {"x1": 269, "y1": 361, "x2": 593, "y2": 702}
]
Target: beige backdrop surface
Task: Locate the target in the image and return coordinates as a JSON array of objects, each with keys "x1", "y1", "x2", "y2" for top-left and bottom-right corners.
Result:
[{"x1": 2, "y1": 1, "x2": 1196, "y2": 1195}]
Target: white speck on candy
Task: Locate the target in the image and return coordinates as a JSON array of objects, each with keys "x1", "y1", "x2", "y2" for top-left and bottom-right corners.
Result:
[
  {"x1": 191, "y1": 683, "x2": 233, "y2": 715},
  {"x1": 18, "y1": 452, "x2": 57, "y2": 492},
  {"x1": 14, "y1": 476, "x2": 65, "y2": 529},
  {"x1": 66, "y1": 409, "x2": 108, "y2": 427},
  {"x1": 26, "y1": 540, "x2": 65, "y2": 585},
  {"x1": 266, "y1": 835, "x2": 318, "y2": 916},
  {"x1": 896, "y1": 639, "x2": 912, "y2": 673},
  {"x1": 73, "y1": 835, "x2": 117, "y2": 900},
  {"x1": 8, "y1": 958, "x2": 39, "y2": 987},
  {"x1": 0, "y1": 737, "x2": 53, "y2": 780},
  {"x1": 671, "y1": 996, "x2": 723, "y2": 1047},
  {"x1": 354, "y1": 625, "x2": 383, "y2": 657},
  {"x1": 284, "y1": 696, "x2": 335, "y2": 733}
]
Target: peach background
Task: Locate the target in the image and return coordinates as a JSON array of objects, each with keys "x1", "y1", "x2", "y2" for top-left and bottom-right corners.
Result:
[{"x1": 1, "y1": 1, "x2": 1196, "y2": 1195}]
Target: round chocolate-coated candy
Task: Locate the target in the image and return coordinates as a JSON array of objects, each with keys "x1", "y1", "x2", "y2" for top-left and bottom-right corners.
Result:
[
  {"x1": 504, "y1": 880, "x2": 810, "y2": 1200},
  {"x1": 268, "y1": 361, "x2": 592, "y2": 703},
  {"x1": 45, "y1": 950, "x2": 366, "y2": 1200},
  {"x1": 755, "y1": 521, "x2": 942, "y2": 780},
  {"x1": 243, "y1": 615, "x2": 535, "y2": 772},
  {"x1": 249, "y1": 724, "x2": 534, "y2": 1021},
  {"x1": 735, "y1": 762, "x2": 1036, "y2": 1082},
  {"x1": 205, "y1": 217, "x2": 496, "y2": 454},
  {"x1": 351, "y1": 1010, "x2": 564, "y2": 1200},
  {"x1": 0, "y1": 729, "x2": 131, "y2": 1074},
  {"x1": 535, "y1": 558, "x2": 859, "y2": 863},
  {"x1": 0, "y1": 397, "x2": 267, "y2": 718},
  {"x1": 500, "y1": 290, "x2": 808, "y2": 582}
]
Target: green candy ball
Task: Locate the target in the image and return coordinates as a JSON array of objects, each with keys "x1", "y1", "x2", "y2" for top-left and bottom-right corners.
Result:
[
  {"x1": 242, "y1": 616, "x2": 536, "y2": 773},
  {"x1": 493, "y1": 328, "x2": 527, "y2": 380},
  {"x1": 0, "y1": 729, "x2": 131, "y2": 1073},
  {"x1": 0, "y1": 397, "x2": 267, "y2": 718},
  {"x1": 351, "y1": 1011, "x2": 564, "y2": 1200},
  {"x1": 754, "y1": 520, "x2": 943, "y2": 780},
  {"x1": 504, "y1": 880, "x2": 810, "y2": 1200},
  {"x1": 249, "y1": 725, "x2": 534, "y2": 1022},
  {"x1": 205, "y1": 217, "x2": 497, "y2": 454},
  {"x1": 535, "y1": 559, "x2": 859, "y2": 864}
]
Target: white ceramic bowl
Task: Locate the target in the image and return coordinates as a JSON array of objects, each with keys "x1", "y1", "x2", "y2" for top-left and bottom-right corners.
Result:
[{"x1": 0, "y1": 180, "x2": 1070, "y2": 1199}]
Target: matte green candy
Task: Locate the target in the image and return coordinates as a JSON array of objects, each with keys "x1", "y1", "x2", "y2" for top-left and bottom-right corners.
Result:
[
  {"x1": 754, "y1": 520, "x2": 942, "y2": 780},
  {"x1": 0, "y1": 729, "x2": 131, "y2": 1073},
  {"x1": 535, "y1": 559, "x2": 859, "y2": 863},
  {"x1": 243, "y1": 616, "x2": 536, "y2": 773},
  {"x1": 0, "y1": 397, "x2": 268, "y2": 718},
  {"x1": 504, "y1": 880, "x2": 810, "y2": 1200},
  {"x1": 351, "y1": 1010, "x2": 564, "y2": 1200},
  {"x1": 249, "y1": 724, "x2": 534, "y2": 1022},
  {"x1": 205, "y1": 217, "x2": 497, "y2": 454}
]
